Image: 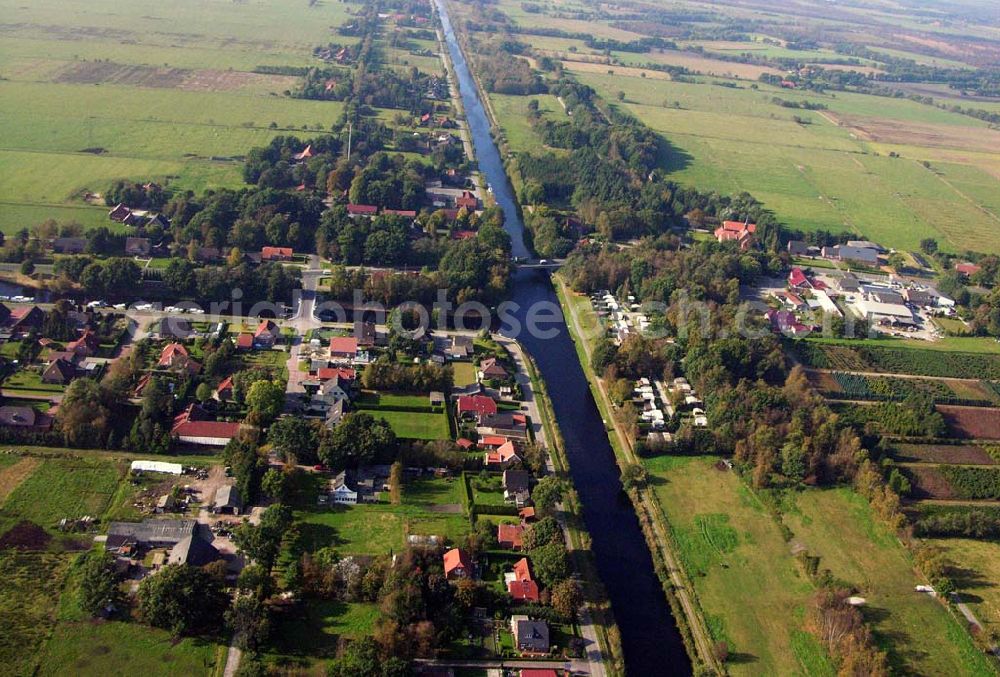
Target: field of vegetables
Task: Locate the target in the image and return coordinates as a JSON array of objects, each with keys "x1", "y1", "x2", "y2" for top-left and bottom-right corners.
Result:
[
  {"x1": 894, "y1": 444, "x2": 997, "y2": 465},
  {"x1": 939, "y1": 405, "x2": 1000, "y2": 440},
  {"x1": 824, "y1": 373, "x2": 997, "y2": 406},
  {"x1": 791, "y1": 341, "x2": 1000, "y2": 380}
]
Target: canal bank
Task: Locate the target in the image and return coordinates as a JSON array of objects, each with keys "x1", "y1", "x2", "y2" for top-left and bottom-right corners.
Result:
[{"x1": 435, "y1": 1, "x2": 692, "y2": 674}]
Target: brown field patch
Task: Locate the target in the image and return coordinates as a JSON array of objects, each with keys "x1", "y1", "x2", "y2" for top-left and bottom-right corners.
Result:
[
  {"x1": 903, "y1": 465, "x2": 957, "y2": 500},
  {"x1": 807, "y1": 370, "x2": 842, "y2": 393},
  {"x1": 632, "y1": 50, "x2": 782, "y2": 80},
  {"x1": 0, "y1": 520, "x2": 51, "y2": 550},
  {"x1": 947, "y1": 380, "x2": 1000, "y2": 404},
  {"x1": 53, "y1": 61, "x2": 297, "y2": 92},
  {"x1": 0, "y1": 457, "x2": 40, "y2": 504},
  {"x1": 894, "y1": 444, "x2": 996, "y2": 465},
  {"x1": 938, "y1": 405, "x2": 1000, "y2": 439},
  {"x1": 837, "y1": 113, "x2": 1000, "y2": 153},
  {"x1": 561, "y1": 60, "x2": 672, "y2": 80}
]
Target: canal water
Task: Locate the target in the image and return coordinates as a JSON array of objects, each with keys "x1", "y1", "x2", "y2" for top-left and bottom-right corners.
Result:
[{"x1": 435, "y1": 2, "x2": 691, "y2": 674}]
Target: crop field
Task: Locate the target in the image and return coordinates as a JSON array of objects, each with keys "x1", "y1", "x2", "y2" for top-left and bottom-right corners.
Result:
[
  {"x1": 939, "y1": 405, "x2": 1000, "y2": 440},
  {"x1": 894, "y1": 444, "x2": 997, "y2": 465},
  {"x1": 785, "y1": 488, "x2": 994, "y2": 676},
  {"x1": 612, "y1": 49, "x2": 784, "y2": 79},
  {"x1": 819, "y1": 372, "x2": 998, "y2": 406},
  {"x1": 642, "y1": 455, "x2": 829, "y2": 676},
  {"x1": 0, "y1": 0, "x2": 353, "y2": 232},
  {"x1": 903, "y1": 464, "x2": 960, "y2": 499},
  {"x1": 1, "y1": 457, "x2": 122, "y2": 530},
  {"x1": 792, "y1": 341, "x2": 1000, "y2": 379}
]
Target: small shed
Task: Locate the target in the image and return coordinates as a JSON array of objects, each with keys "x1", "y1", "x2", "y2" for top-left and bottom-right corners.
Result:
[{"x1": 213, "y1": 485, "x2": 243, "y2": 515}]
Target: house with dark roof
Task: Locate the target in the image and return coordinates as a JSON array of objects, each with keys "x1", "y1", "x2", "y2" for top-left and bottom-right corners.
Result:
[
  {"x1": 146, "y1": 214, "x2": 170, "y2": 230},
  {"x1": 168, "y1": 533, "x2": 219, "y2": 566},
  {"x1": 67, "y1": 329, "x2": 100, "y2": 358},
  {"x1": 786, "y1": 240, "x2": 810, "y2": 257},
  {"x1": 0, "y1": 405, "x2": 52, "y2": 432},
  {"x1": 105, "y1": 519, "x2": 202, "y2": 551},
  {"x1": 109, "y1": 203, "x2": 132, "y2": 222},
  {"x1": 153, "y1": 317, "x2": 195, "y2": 341},
  {"x1": 8, "y1": 305, "x2": 44, "y2": 336},
  {"x1": 503, "y1": 469, "x2": 531, "y2": 507},
  {"x1": 511, "y1": 615, "x2": 549, "y2": 654},
  {"x1": 42, "y1": 358, "x2": 78, "y2": 385},
  {"x1": 53, "y1": 237, "x2": 87, "y2": 254},
  {"x1": 822, "y1": 245, "x2": 878, "y2": 266},
  {"x1": 478, "y1": 357, "x2": 508, "y2": 380}
]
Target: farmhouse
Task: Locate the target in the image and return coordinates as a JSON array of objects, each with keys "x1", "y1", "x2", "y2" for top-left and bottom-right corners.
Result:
[
  {"x1": 714, "y1": 221, "x2": 755, "y2": 249},
  {"x1": 213, "y1": 485, "x2": 243, "y2": 514},
  {"x1": 171, "y1": 404, "x2": 241, "y2": 446},
  {"x1": 955, "y1": 262, "x2": 981, "y2": 277},
  {"x1": 443, "y1": 547, "x2": 473, "y2": 580},
  {"x1": 511, "y1": 615, "x2": 550, "y2": 654},
  {"x1": 108, "y1": 203, "x2": 132, "y2": 222},
  {"x1": 330, "y1": 471, "x2": 359, "y2": 504},
  {"x1": 262, "y1": 246, "x2": 294, "y2": 261},
  {"x1": 167, "y1": 533, "x2": 219, "y2": 566},
  {"x1": 822, "y1": 245, "x2": 878, "y2": 266},
  {"x1": 105, "y1": 519, "x2": 205, "y2": 551},
  {"x1": 52, "y1": 237, "x2": 87, "y2": 254}
]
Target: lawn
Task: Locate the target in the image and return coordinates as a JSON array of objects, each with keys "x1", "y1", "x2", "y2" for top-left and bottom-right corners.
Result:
[
  {"x1": 2, "y1": 369, "x2": 69, "y2": 393},
  {"x1": 453, "y1": 361, "x2": 478, "y2": 388},
  {"x1": 785, "y1": 488, "x2": 995, "y2": 676},
  {"x1": 297, "y1": 502, "x2": 468, "y2": 556},
  {"x1": 403, "y1": 475, "x2": 467, "y2": 508},
  {"x1": 642, "y1": 454, "x2": 831, "y2": 676},
  {"x1": 1, "y1": 457, "x2": 122, "y2": 529}
]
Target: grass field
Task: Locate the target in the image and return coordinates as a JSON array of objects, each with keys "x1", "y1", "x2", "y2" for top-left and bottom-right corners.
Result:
[
  {"x1": 643, "y1": 455, "x2": 831, "y2": 676},
  {"x1": 786, "y1": 489, "x2": 994, "y2": 676},
  {"x1": 0, "y1": 551, "x2": 74, "y2": 676},
  {"x1": 267, "y1": 600, "x2": 378, "y2": 667},
  {"x1": 453, "y1": 361, "x2": 478, "y2": 387},
  {"x1": 36, "y1": 620, "x2": 223, "y2": 677},
  {"x1": 366, "y1": 408, "x2": 450, "y2": 440},
  {"x1": 1, "y1": 457, "x2": 122, "y2": 529},
  {"x1": 489, "y1": 93, "x2": 568, "y2": 155},
  {"x1": 939, "y1": 538, "x2": 1000, "y2": 637}
]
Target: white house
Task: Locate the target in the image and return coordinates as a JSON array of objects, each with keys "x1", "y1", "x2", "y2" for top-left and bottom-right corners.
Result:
[{"x1": 330, "y1": 471, "x2": 358, "y2": 505}]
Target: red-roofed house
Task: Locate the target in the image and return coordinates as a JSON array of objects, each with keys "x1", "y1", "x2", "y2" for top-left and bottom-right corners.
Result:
[
  {"x1": 456, "y1": 395, "x2": 497, "y2": 420},
  {"x1": 713, "y1": 220, "x2": 756, "y2": 250},
  {"x1": 955, "y1": 262, "x2": 981, "y2": 277},
  {"x1": 787, "y1": 267, "x2": 813, "y2": 290},
  {"x1": 236, "y1": 333, "x2": 254, "y2": 351},
  {"x1": 347, "y1": 204, "x2": 378, "y2": 217},
  {"x1": 158, "y1": 343, "x2": 189, "y2": 368},
  {"x1": 214, "y1": 376, "x2": 234, "y2": 402},
  {"x1": 8, "y1": 305, "x2": 44, "y2": 336},
  {"x1": 480, "y1": 435, "x2": 508, "y2": 448},
  {"x1": 292, "y1": 145, "x2": 314, "y2": 161},
  {"x1": 485, "y1": 441, "x2": 520, "y2": 469},
  {"x1": 519, "y1": 506, "x2": 537, "y2": 523},
  {"x1": 451, "y1": 229, "x2": 476, "y2": 240},
  {"x1": 329, "y1": 336, "x2": 358, "y2": 361},
  {"x1": 317, "y1": 367, "x2": 356, "y2": 382},
  {"x1": 506, "y1": 557, "x2": 539, "y2": 602},
  {"x1": 67, "y1": 329, "x2": 100, "y2": 358},
  {"x1": 261, "y1": 246, "x2": 293, "y2": 262},
  {"x1": 498, "y1": 523, "x2": 525, "y2": 550},
  {"x1": 172, "y1": 404, "x2": 241, "y2": 447},
  {"x1": 456, "y1": 191, "x2": 479, "y2": 211},
  {"x1": 456, "y1": 438, "x2": 475, "y2": 450},
  {"x1": 383, "y1": 209, "x2": 417, "y2": 218},
  {"x1": 443, "y1": 547, "x2": 472, "y2": 580},
  {"x1": 254, "y1": 320, "x2": 280, "y2": 348}
]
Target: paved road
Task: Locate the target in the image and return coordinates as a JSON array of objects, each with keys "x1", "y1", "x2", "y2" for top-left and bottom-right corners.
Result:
[
  {"x1": 416, "y1": 657, "x2": 593, "y2": 673},
  {"x1": 284, "y1": 254, "x2": 323, "y2": 408}
]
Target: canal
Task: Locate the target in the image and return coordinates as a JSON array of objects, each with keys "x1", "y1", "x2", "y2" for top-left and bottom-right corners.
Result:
[{"x1": 435, "y1": 2, "x2": 691, "y2": 675}]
